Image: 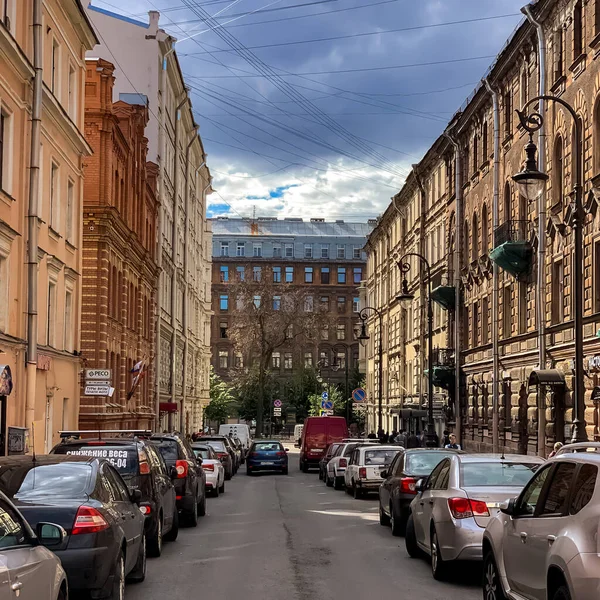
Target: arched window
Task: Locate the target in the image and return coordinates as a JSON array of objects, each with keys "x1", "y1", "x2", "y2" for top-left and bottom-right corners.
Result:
[
  {"x1": 473, "y1": 134, "x2": 479, "y2": 172},
  {"x1": 553, "y1": 135, "x2": 564, "y2": 208},
  {"x1": 594, "y1": 99, "x2": 600, "y2": 174},
  {"x1": 114, "y1": 170, "x2": 119, "y2": 210},
  {"x1": 572, "y1": 117, "x2": 583, "y2": 202},
  {"x1": 482, "y1": 122, "x2": 488, "y2": 162},
  {"x1": 463, "y1": 219, "x2": 469, "y2": 262},
  {"x1": 504, "y1": 181, "x2": 512, "y2": 221},
  {"x1": 112, "y1": 266, "x2": 118, "y2": 318},
  {"x1": 472, "y1": 212, "x2": 479, "y2": 261},
  {"x1": 481, "y1": 204, "x2": 489, "y2": 254}
]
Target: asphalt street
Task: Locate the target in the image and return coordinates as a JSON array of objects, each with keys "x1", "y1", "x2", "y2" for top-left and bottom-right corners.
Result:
[{"x1": 126, "y1": 449, "x2": 481, "y2": 600}]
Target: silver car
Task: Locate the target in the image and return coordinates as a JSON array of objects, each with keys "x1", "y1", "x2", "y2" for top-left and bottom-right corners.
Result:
[
  {"x1": 406, "y1": 453, "x2": 543, "y2": 581},
  {"x1": 0, "y1": 490, "x2": 67, "y2": 599},
  {"x1": 483, "y1": 442, "x2": 600, "y2": 600}
]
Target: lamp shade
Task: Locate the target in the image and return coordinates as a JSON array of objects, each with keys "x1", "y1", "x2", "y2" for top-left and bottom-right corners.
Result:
[
  {"x1": 512, "y1": 136, "x2": 548, "y2": 202},
  {"x1": 396, "y1": 278, "x2": 414, "y2": 305}
]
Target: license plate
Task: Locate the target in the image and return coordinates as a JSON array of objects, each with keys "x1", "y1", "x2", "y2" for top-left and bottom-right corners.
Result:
[{"x1": 261, "y1": 461, "x2": 274, "y2": 465}]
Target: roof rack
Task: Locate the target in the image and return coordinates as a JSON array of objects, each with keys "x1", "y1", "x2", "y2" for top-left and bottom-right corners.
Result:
[
  {"x1": 59, "y1": 429, "x2": 152, "y2": 440},
  {"x1": 554, "y1": 442, "x2": 600, "y2": 456}
]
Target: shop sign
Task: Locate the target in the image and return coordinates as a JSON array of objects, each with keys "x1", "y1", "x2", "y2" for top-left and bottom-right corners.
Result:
[{"x1": 0, "y1": 365, "x2": 13, "y2": 396}]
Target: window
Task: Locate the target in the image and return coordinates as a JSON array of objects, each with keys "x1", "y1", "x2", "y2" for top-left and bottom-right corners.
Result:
[
  {"x1": 336, "y1": 323, "x2": 346, "y2": 340},
  {"x1": 304, "y1": 352, "x2": 313, "y2": 367},
  {"x1": 504, "y1": 88, "x2": 512, "y2": 137},
  {"x1": 66, "y1": 180, "x2": 74, "y2": 243},
  {"x1": 353, "y1": 246, "x2": 362, "y2": 259},
  {"x1": 337, "y1": 244, "x2": 345, "y2": 259},
  {"x1": 219, "y1": 294, "x2": 228, "y2": 311},
  {"x1": 234, "y1": 353, "x2": 243, "y2": 368},
  {"x1": 253, "y1": 266, "x2": 261, "y2": 282},
  {"x1": 337, "y1": 296, "x2": 346, "y2": 313},
  {"x1": 220, "y1": 242, "x2": 229, "y2": 257},
  {"x1": 482, "y1": 121, "x2": 488, "y2": 161},
  {"x1": 253, "y1": 243, "x2": 262, "y2": 257},
  {"x1": 481, "y1": 204, "x2": 488, "y2": 254},
  {"x1": 273, "y1": 295, "x2": 281, "y2": 310},
  {"x1": 553, "y1": 136, "x2": 564, "y2": 207},
  {"x1": 353, "y1": 267, "x2": 362, "y2": 284},
  {"x1": 236, "y1": 266, "x2": 245, "y2": 281},
  {"x1": 319, "y1": 350, "x2": 329, "y2": 366},
  {"x1": 518, "y1": 282, "x2": 527, "y2": 334},
  {"x1": 516, "y1": 465, "x2": 551, "y2": 516},
  {"x1": 321, "y1": 267, "x2": 330, "y2": 284},
  {"x1": 472, "y1": 133, "x2": 478, "y2": 172},
  {"x1": 520, "y1": 69, "x2": 528, "y2": 110},
  {"x1": 595, "y1": 240, "x2": 600, "y2": 313},
  {"x1": 504, "y1": 181, "x2": 512, "y2": 220},
  {"x1": 305, "y1": 267, "x2": 313, "y2": 283},
  {"x1": 220, "y1": 266, "x2": 229, "y2": 282},
  {"x1": 320, "y1": 296, "x2": 329, "y2": 312},
  {"x1": 574, "y1": 0, "x2": 583, "y2": 58},
  {"x1": 304, "y1": 295, "x2": 313, "y2": 312},
  {"x1": 273, "y1": 266, "x2": 281, "y2": 283},
  {"x1": 321, "y1": 244, "x2": 329, "y2": 258},
  {"x1": 218, "y1": 350, "x2": 228, "y2": 369},
  {"x1": 273, "y1": 244, "x2": 281, "y2": 258},
  {"x1": 64, "y1": 290, "x2": 73, "y2": 352},
  {"x1": 272, "y1": 352, "x2": 281, "y2": 368},
  {"x1": 47, "y1": 282, "x2": 56, "y2": 347},
  {"x1": 50, "y1": 162, "x2": 59, "y2": 231},
  {"x1": 285, "y1": 243, "x2": 294, "y2": 258},
  {"x1": 2, "y1": 0, "x2": 14, "y2": 32},
  {"x1": 219, "y1": 321, "x2": 228, "y2": 338},
  {"x1": 68, "y1": 64, "x2": 76, "y2": 119},
  {"x1": 284, "y1": 353, "x2": 293, "y2": 369},
  {"x1": 236, "y1": 242, "x2": 245, "y2": 257},
  {"x1": 304, "y1": 244, "x2": 313, "y2": 258},
  {"x1": 353, "y1": 297, "x2": 360, "y2": 312},
  {"x1": 540, "y1": 463, "x2": 576, "y2": 516},
  {"x1": 551, "y1": 260, "x2": 564, "y2": 324},
  {"x1": 503, "y1": 285, "x2": 512, "y2": 338},
  {"x1": 472, "y1": 212, "x2": 478, "y2": 261},
  {"x1": 0, "y1": 108, "x2": 12, "y2": 194},
  {"x1": 472, "y1": 301, "x2": 479, "y2": 347},
  {"x1": 321, "y1": 325, "x2": 329, "y2": 340},
  {"x1": 569, "y1": 464, "x2": 597, "y2": 515},
  {"x1": 253, "y1": 295, "x2": 261, "y2": 308},
  {"x1": 285, "y1": 266, "x2": 293, "y2": 283},
  {"x1": 337, "y1": 267, "x2": 346, "y2": 284},
  {"x1": 51, "y1": 39, "x2": 60, "y2": 95},
  {"x1": 553, "y1": 27, "x2": 564, "y2": 81}
]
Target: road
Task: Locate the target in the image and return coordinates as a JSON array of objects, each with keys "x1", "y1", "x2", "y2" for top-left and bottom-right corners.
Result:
[{"x1": 127, "y1": 449, "x2": 480, "y2": 600}]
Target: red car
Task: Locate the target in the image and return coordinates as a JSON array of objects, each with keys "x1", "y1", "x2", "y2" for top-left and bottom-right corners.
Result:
[{"x1": 299, "y1": 416, "x2": 348, "y2": 472}]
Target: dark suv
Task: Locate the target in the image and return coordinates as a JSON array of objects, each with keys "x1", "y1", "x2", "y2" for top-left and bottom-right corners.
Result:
[
  {"x1": 150, "y1": 433, "x2": 206, "y2": 527},
  {"x1": 52, "y1": 430, "x2": 178, "y2": 557}
]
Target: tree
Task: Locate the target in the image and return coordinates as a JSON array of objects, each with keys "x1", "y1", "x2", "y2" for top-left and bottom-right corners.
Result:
[
  {"x1": 307, "y1": 386, "x2": 344, "y2": 417},
  {"x1": 204, "y1": 368, "x2": 236, "y2": 426},
  {"x1": 227, "y1": 267, "x2": 332, "y2": 436}
]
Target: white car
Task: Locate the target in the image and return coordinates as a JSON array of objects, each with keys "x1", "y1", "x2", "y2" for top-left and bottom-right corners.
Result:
[
  {"x1": 345, "y1": 445, "x2": 403, "y2": 499},
  {"x1": 192, "y1": 444, "x2": 226, "y2": 497},
  {"x1": 326, "y1": 440, "x2": 379, "y2": 490}
]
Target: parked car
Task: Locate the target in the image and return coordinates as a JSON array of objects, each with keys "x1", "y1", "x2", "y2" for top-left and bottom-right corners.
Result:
[
  {"x1": 405, "y1": 452, "x2": 543, "y2": 580},
  {"x1": 0, "y1": 489, "x2": 68, "y2": 600},
  {"x1": 191, "y1": 443, "x2": 225, "y2": 496},
  {"x1": 345, "y1": 445, "x2": 403, "y2": 498},
  {"x1": 482, "y1": 442, "x2": 600, "y2": 600},
  {"x1": 319, "y1": 442, "x2": 343, "y2": 481},
  {"x1": 379, "y1": 448, "x2": 462, "y2": 535},
  {"x1": 326, "y1": 441, "x2": 379, "y2": 489},
  {"x1": 226, "y1": 435, "x2": 243, "y2": 470},
  {"x1": 219, "y1": 424, "x2": 252, "y2": 457},
  {"x1": 150, "y1": 433, "x2": 206, "y2": 527},
  {"x1": 203, "y1": 438, "x2": 234, "y2": 480},
  {"x1": 0, "y1": 455, "x2": 146, "y2": 599},
  {"x1": 52, "y1": 431, "x2": 178, "y2": 556},
  {"x1": 247, "y1": 440, "x2": 289, "y2": 475},
  {"x1": 299, "y1": 416, "x2": 348, "y2": 472}
]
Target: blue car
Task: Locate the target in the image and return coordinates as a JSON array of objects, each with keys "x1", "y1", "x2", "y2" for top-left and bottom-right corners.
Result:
[{"x1": 246, "y1": 441, "x2": 289, "y2": 475}]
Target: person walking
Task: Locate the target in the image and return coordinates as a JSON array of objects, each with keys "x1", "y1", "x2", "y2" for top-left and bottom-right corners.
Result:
[
  {"x1": 548, "y1": 441, "x2": 563, "y2": 458},
  {"x1": 406, "y1": 430, "x2": 419, "y2": 448},
  {"x1": 442, "y1": 429, "x2": 450, "y2": 447},
  {"x1": 396, "y1": 429, "x2": 407, "y2": 447},
  {"x1": 367, "y1": 431, "x2": 377, "y2": 440},
  {"x1": 445, "y1": 433, "x2": 461, "y2": 450},
  {"x1": 381, "y1": 431, "x2": 389, "y2": 443}
]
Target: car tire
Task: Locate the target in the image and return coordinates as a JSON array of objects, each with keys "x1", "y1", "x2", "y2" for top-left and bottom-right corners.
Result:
[
  {"x1": 147, "y1": 515, "x2": 162, "y2": 557},
  {"x1": 57, "y1": 587, "x2": 66, "y2": 600},
  {"x1": 318, "y1": 469, "x2": 323, "y2": 481},
  {"x1": 379, "y1": 503, "x2": 390, "y2": 526},
  {"x1": 552, "y1": 586, "x2": 571, "y2": 600},
  {"x1": 127, "y1": 534, "x2": 146, "y2": 584},
  {"x1": 247, "y1": 469, "x2": 254, "y2": 476},
  {"x1": 219, "y1": 480, "x2": 225, "y2": 494},
  {"x1": 326, "y1": 474, "x2": 333, "y2": 487},
  {"x1": 213, "y1": 485, "x2": 220, "y2": 497},
  {"x1": 302, "y1": 461, "x2": 309, "y2": 473},
  {"x1": 198, "y1": 491, "x2": 206, "y2": 517},
  {"x1": 225, "y1": 468, "x2": 232, "y2": 481},
  {"x1": 334, "y1": 476, "x2": 343, "y2": 490},
  {"x1": 106, "y1": 551, "x2": 125, "y2": 600},
  {"x1": 390, "y1": 503, "x2": 406, "y2": 537},
  {"x1": 430, "y1": 527, "x2": 448, "y2": 581},
  {"x1": 353, "y1": 483, "x2": 362, "y2": 499},
  {"x1": 282, "y1": 467, "x2": 289, "y2": 475},
  {"x1": 405, "y1": 514, "x2": 422, "y2": 559},
  {"x1": 483, "y1": 550, "x2": 506, "y2": 600},
  {"x1": 164, "y1": 508, "x2": 178, "y2": 542},
  {"x1": 185, "y1": 500, "x2": 198, "y2": 527}
]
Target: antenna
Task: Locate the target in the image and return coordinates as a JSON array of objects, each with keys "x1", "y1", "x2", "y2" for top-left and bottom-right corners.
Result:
[{"x1": 31, "y1": 422, "x2": 36, "y2": 464}]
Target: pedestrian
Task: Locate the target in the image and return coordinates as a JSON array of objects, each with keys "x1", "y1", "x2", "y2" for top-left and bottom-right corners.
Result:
[
  {"x1": 391, "y1": 429, "x2": 398, "y2": 443},
  {"x1": 367, "y1": 431, "x2": 377, "y2": 440},
  {"x1": 396, "y1": 429, "x2": 407, "y2": 447},
  {"x1": 382, "y1": 431, "x2": 389, "y2": 444},
  {"x1": 442, "y1": 429, "x2": 450, "y2": 447},
  {"x1": 445, "y1": 433, "x2": 461, "y2": 450},
  {"x1": 377, "y1": 427, "x2": 385, "y2": 443},
  {"x1": 406, "y1": 430, "x2": 419, "y2": 448},
  {"x1": 548, "y1": 441, "x2": 563, "y2": 459}
]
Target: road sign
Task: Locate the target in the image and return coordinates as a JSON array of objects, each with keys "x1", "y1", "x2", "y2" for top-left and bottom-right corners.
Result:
[
  {"x1": 84, "y1": 384, "x2": 111, "y2": 396},
  {"x1": 321, "y1": 391, "x2": 328, "y2": 400},
  {"x1": 273, "y1": 407, "x2": 282, "y2": 416},
  {"x1": 85, "y1": 369, "x2": 112, "y2": 381},
  {"x1": 352, "y1": 388, "x2": 366, "y2": 403},
  {"x1": 273, "y1": 399, "x2": 282, "y2": 408},
  {"x1": 321, "y1": 400, "x2": 333, "y2": 410},
  {"x1": 319, "y1": 409, "x2": 333, "y2": 417}
]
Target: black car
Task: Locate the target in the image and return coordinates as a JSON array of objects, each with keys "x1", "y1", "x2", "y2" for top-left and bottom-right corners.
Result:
[
  {"x1": 378, "y1": 448, "x2": 463, "y2": 535},
  {"x1": 319, "y1": 442, "x2": 343, "y2": 481},
  {"x1": 201, "y1": 436, "x2": 235, "y2": 480},
  {"x1": 150, "y1": 433, "x2": 206, "y2": 527},
  {"x1": 0, "y1": 455, "x2": 146, "y2": 599},
  {"x1": 52, "y1": 431, "x2": 178, "y2": 557}
]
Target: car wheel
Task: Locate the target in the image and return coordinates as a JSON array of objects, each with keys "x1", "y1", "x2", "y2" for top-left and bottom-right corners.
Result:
[
  {"x1": 390, "y1": 503, "x2": 406, "y2": 537},
  {"x1": 225, "y1": 468, "x2": 232, "y2": 481},
  {"x1": 353, "y1": 482, "x2": 361, "y2": 499},
  {"x1": 213, "y1": 484, "x2": 220, "y2": 497},
  {"x1": 163, "y1": 508, "x2": 178, "y2": 542},
  {"x1": 405, "y1": 514, "x2": 421, "y2": 559},
  {"x1": 147, "y1": 515, "x2": 162, "y2": 557},
  {"x1": 219, "y1": 480, "x2": 225, "y2": 494},
  {"x1": 185, "y1": 500, "x2": 198, "y2": 527},
  {"x1": 318, "y1": 469, "x2": 323, "y2": 481},
  {"x1": 334, "y1": 476, "x2": 343, "y2": 490},
  {"x1": 430, "y1": 527, "x2": 447, "y2": 581},
  {"x1": 326, "y1": 474, "x2": 333, "y2": 487},
  {"x1": 302, "y1": 461, "x2": 309, "y2": 473},
  {"x1": 127, "y1": 533, "x2": 146, "y2": 583},
  {"x1": 379, "y1": 503, "x2": 390, "y2": 526},
  {"x1": 106, "y1": 551, "x2": 125, "y2": 600},
  {"x1": 57, "y1": 587, "x2": 66, "y2": 600},
  {"x1": 552, "y1": 586, "x2": 571, "y2": 600},
  {"x1": 198, "y1": 491, "x2": 206, "y2": 517},
  {"x1": 282, "y1": 467, "x2": 289, "y2": 475},
  {"x1": 483, "y1": 551, "x2": 506, "y2": 600}
]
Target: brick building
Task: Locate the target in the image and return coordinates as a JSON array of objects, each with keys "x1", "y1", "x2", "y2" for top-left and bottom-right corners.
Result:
[
  {"x1": 80, "y1": 58, "x2": 159, "y2": 429},
  {"x1": 211, "y1": 217, "x2": 373, "y2": 401}
]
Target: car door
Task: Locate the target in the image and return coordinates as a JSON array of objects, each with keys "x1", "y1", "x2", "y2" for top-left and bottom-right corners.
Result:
[
  {"x1": 180, "y1": 439, "x2": 201, "y2": 502},
  {"x1": 346, "y1": 449, "x2": 358, "y2": 487},
  {"x1": 502, "y1": 463, "x2": 553, "y2": 598},
  {"x1": 148, "y1": 445, "x2": 175, "y2": 530},
  {"x1": 421, "y1": 459, "x2": 451, "y2": 551},
  {"x1": 380, "y1": 453, "x2": 400, "y2": 510},
  {"x1": 413, "y1": 460, "x2": 445, "y2": 546},
  {"x1": 389, "y1": 452, "x2": 406, "y2": 509}
]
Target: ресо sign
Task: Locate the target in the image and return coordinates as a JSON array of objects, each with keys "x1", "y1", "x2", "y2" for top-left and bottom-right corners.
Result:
[{"x1": 85, "y1": 369, "x2": 112, "y2": 381}]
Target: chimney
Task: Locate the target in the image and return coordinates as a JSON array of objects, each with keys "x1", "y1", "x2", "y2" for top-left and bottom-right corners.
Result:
[{"x1": 148, "y1": 11, "x2": 160, "y2": 35}]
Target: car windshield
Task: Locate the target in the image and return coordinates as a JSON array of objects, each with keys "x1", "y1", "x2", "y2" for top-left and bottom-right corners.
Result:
[
  {"x1": 206, "y1": 441, "x2": 226, "y2": 453},
  {"x1": 193, "y1": 447, "x2": 211, "y2": 459},
  {"x1": 151, "y1": 440, "x2": 179, "y2": 463},
  {"x1": 53, "y1": 444, "x2": 138, "y2": 476},
  {"x1": 461, "y1": 462, "x2": 540, "y2": 487},
  {"x1": 0, "y1": 463, "x2": 93, "y2": 499},
  {"x1": 364, "y1": 449, "x2": 399, "y2": 465},
  {"x1": 343, "y1": 444, "x2": 357, "y2": 457},
  {"x1": 253, "y1": 443, "x2": 281, "y2": 452},
  {"x1": 405, "y1": 452, "x2": 453, "y2": 475}
]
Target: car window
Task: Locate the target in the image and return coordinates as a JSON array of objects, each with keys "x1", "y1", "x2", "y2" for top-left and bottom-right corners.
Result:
[
  {"x1": 427, "y1": 460, "x2": 445, "y2": 489},
  {"x1": 460, "y1": 462, "x2": 540, "y2": 487},
  {"x1": 179, "y1": 439, "x2": 195, "y2": 461},
  {"x1": 363, "y1": 449, "x2": 399, "y2": 466},
  {"x1": 193, "y1": 447, "x2": 211, "y2": 460},
  {"x1": 0, "y1": 463, "x2": 92, "y2": 499},
  {"x1": 569, "y1": 464, "x2": 597, "y2": 515},
  {"x1": 0, "y1": 500, "x2": 29, "y2": 548},
  {"x1": 206, "y1": 441, "x2": 226, "y2": 453},
  {"x1": 539, "y1": 463, "x2": 576, "y2": 517},
  {"x1": 432, "y1": 460, "x2": 451, "y2": 490},
  {"x1": 343, "y1": 444, "x2": 356, "y2": 457},
  {"x1": 387, "y1": 453, "x2": 400, "y2": 475},
  {"x1": 405, "y1": 452, "x2": 452, "y2": 476},
  {"x1": 333, "y1": 445, "x2": 344, "y2": 457},
  {"x1": 151, "y1": 439, "x2": 180, "y2": 463},
  {"x1": 254, "y1": 443, "x2": 282, "y2": 451},
  {"x1": 393, "y1": 453, "x2": 405, "y2": 476},
  {"x1": 516, "y1": 465, "x2": 551, "y2": 516},
  {"x1": 102, "y1": 464, "x2": 130, "y2": 502},
  {"x1": 146, "y1": 444, "x2": 167, "y2": 476}
]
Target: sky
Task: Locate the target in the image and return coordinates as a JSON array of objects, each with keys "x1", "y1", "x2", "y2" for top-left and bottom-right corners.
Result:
[{"x1": 89, "y1": 0, "x2": 527, "y2": 222}]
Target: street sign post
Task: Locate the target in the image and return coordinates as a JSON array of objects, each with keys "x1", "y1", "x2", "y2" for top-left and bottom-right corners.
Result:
[
  {"x1": 273, "y1": 399, "x2": 282, "y2": 408},
  {"x1": 352, "y1": 388, "x2": 366, "y2": 403},
  {"x1": 321, "y1": 391, "x2": 328, "y2": 400},
  {"x1": 320, "y1": 400, "x2": 333, "y2": 410},
  {"x1": 273, "y1": 407, "x2": 282, "y2": 416}
]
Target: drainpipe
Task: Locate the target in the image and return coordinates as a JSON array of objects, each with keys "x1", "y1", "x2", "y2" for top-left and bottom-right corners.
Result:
[
  {"x1": 522, "y1": 3, "x2": 548, "y2": 458},
  {"x1": 485, "y1": 78, "x2": 501, "y2": 454},
  {"x1": 445, "y1": 128, "x2": 463, "y2": 445},
  {"x1": 26, "y1": 0, "x2": 43, "y2": 440},
  {"x1": 201, "y1": 176, "x2": 212, "y2": 427}
]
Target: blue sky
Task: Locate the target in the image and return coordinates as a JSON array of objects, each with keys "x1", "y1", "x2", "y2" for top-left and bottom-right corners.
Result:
[{"x1": 90, "y1": 0, "x2": 527, "y2": 221}]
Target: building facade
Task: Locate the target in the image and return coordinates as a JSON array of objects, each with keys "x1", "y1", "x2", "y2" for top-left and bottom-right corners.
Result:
[
  {"x1": 80, "y1": 58, "x2": 159, "y2": 430},
  {"x1": 366, "y1": 0, "x2": 600, "y2": 455},
  {"x1": 0, "y1": 0, "x2": 97, "y2": 452},
  {"x1": 85, "y1": 6, "x2": 213, "y2": 433},
  {"x1": 211, "y1": 217, "x2": 373, "y2": 403}
]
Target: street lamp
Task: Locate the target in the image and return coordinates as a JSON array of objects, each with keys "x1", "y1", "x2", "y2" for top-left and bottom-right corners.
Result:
[
  {"x1": 396, "y1": 253, "x2": 437, "y2": 448},
  {"x1": 513, "y1": 97, "x2": 587, "y2": 443},
  {"x1": 357, "y1": 307, "x2": 383, "y2": 434}
]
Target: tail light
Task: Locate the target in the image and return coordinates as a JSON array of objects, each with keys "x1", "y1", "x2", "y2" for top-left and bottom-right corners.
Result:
[
  {"x1": 87, "y1": 441, "x2": 106, "y2": 446},
  {"x1": 175, "y1": 459, "x2": 188, "y2": 478},
  {"x1": 218, "y1": 453, "x2": 229, "y2": 461},
  {"x1": 138, "y1": 448, "x2": 150, "y2": 475},
  {"x1": 359, "y1": 467, "x2": 367, "y2": 479},
  {"x1": 276, "y1": 452, "x2": 286, "y2": 457},
  {"x1": 139, "y1": 504, "x2": 151, "y2": 515},
  {"x1": 72, "y1": 506, "x2": 109, "y2": 535},
  {"x1": 339, "y1": 458, "x2": 347, "y2": 468},
  {"x1": 203, "y1": 463, "x2": 215, "y2": 471},
  {"x1": 447, "y1": 497, "x2": 489, "y2": 519},
  {"x1": 399, "y1": 477, "x2": 418, "y2": 494}
]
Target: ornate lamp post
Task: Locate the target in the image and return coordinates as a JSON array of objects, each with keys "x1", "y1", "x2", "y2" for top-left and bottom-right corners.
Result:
[
  {"x1": 513, "y1": 97, "x2": 587, "y2": 443},
  {"x1": 357, "y1": 307, "x2": 383, "y2": 433}
]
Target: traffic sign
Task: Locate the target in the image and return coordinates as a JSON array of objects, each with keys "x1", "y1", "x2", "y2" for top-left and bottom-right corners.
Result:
[
  {"x1": 85, "y1": 369, "x2": 112, "y2": 381},
  {"x1": 273, "y1": 399, "x2": 282, "y2": 408},
  {"x1": 84, "y1": 384, "x2": 111, "y2": 396},
  {"x1": 352, "y1": 388, "x2": 366, "y2": 403},
  {"x1": 319, "y1": 409, "x2": 333, "y2": 417},
  {"x1": 321, "y1": 391, "x2": 328, "y2": 400},
  {"x1": 273, "y1": 407, "x2": 282, "y2": 416},
  {"x1": 321, "y1": 400, "x2": 333, "y2": 410}
]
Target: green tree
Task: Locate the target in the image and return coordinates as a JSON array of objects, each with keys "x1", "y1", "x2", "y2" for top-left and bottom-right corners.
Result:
[
  {"x1": 232, "y1": 365, "x2": 277, "y2": 424},
  {"x1": 308, "y1": 386, "x2": 344, "y2": 417},
  {"x1": 204, "y1": 368, "x2": 236, "y2": 425}
]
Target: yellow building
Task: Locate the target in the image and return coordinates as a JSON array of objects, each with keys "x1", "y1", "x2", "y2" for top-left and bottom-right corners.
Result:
[{"x1": 0, "y1": 1, "x2": 97, "y2": 453}]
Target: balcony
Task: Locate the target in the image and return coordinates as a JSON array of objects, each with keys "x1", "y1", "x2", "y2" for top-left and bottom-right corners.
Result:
[
  {"x1": 431, "y1": 285, "x2": 456, "y2": 310},
  {"x1": 429, "y1": 348, "x2": 455, "y2": 391},
  {"x1": 489, "y1": 220, "x2": 533, "y2": 279}
]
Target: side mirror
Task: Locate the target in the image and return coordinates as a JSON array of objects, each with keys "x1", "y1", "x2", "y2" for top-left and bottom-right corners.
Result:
[
  {"x1": 169, "y1": 466, "x2": 178, "y2": 480},
  {"x1": 415, "y1": 478, "x2": 427, "y2": 493},
  {"x1": 500, "y1": 497, "x2": 517, "y2": 516},
  {"x1": 37, "y1": 522, "x2": 66, "y2": 546},
  {"x1": 380, "y1": 470, "x2": 388, "y2": 479},
  {"x1": 284, "y1": 448, "x2": 289, "y2": 452},
  {"x1": 130, "y1": 489, "x2": 142, "y2": 505}
]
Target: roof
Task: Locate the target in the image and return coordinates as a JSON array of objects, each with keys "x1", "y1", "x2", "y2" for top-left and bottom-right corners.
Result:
[
  {"x1": 456, "y1": 454, "x2": 544, "y2": 463},
  {"x1": 87, "y1": 3, "x2": 149, "y2": 28},
  {"x1": 0, "y1": 455, "x2": 95, "y2": 466}
]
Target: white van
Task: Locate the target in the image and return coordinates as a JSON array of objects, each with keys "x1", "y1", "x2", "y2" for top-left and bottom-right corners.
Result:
[
  {"x1": 219, "y1": 424, "x2": 251, "y2": 451},
  {"x1": 294, "y1": 424, "x2": 304, "y2": 447}
]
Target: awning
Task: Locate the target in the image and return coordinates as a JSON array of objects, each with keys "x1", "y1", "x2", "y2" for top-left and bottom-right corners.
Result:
[
  {"x1": 159, "y1": 402, "x2": 179, "y2": 413},
  {"x1": 400, "y1": 408, "x2": 428, "y2": 419},
  {"x1": 528, "y1": 369, "x2": 565, "y2": 388}
]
